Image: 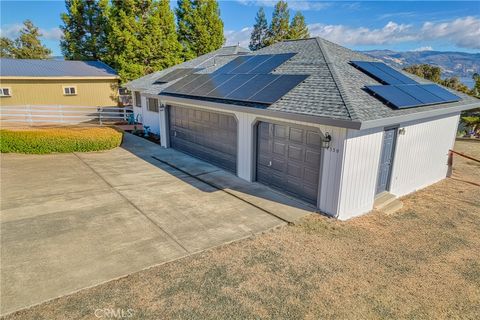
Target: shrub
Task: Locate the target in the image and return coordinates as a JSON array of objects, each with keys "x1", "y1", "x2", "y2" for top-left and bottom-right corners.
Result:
[{"x1": 0, "y1": 127, "x2": 123, "y2": 154}]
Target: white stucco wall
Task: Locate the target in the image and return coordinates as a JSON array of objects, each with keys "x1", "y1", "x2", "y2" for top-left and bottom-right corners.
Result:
[
  {"x1": 389, "y1": 113, "x2": 460, "y2": 197},
  {"x1": 336, "y1": 112, "x2": 460, "y2": 220},
  {"x1": 337, "y1": 127, "x2": 384, "y2": 220},
  {"x1": 140, "y1": 96, "x2": 161, "y2": 135}
]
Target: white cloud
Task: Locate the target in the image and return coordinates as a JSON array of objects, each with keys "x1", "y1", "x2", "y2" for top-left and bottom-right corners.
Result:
[
  {"x1": 309, "y1": 16, "x2": 480, "y2": 49},
  {"x1": 420, "y1": 16, "x2": 480, "y2": 49},
  {"x1": 225, "y1": 27, "x2": 253, "y2": 48},
  {"x1": 0, "y1": 24, "x2": 63, "y2": 41},
  {"x1": 0, "y1": 23, "x2": 23, "y2": 39},
  {"x1": 413, "y1": 46, "x2": 433, "y2": 52},
  {"x1": 236, "y1": 1, "x2": 331, "y2": 11},
  {"x1": 225, "y1": 16, "x2": 480, "y2": 51},
  {"x1": 309, "y1": 21, "x2": 416, "y2": 46},
  {"x1": 40, "y1": 27, "x2": 63, "y2": 41}
]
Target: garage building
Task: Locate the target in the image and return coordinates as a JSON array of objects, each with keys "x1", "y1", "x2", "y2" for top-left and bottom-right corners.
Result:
[{"x1": 126, "y1": 38, "x2": 479, "y2": 220}]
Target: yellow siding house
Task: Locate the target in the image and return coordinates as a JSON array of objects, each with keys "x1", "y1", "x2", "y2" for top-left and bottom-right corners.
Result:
[{"x1": 0, "y1": 59, "x2": 119, "y2": 107}]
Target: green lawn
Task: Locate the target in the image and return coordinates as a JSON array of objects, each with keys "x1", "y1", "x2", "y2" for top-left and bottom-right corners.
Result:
[
  {"x1": 0, "y1": 127, "x2": 122, "y2": 154},
  {"x1": 5, "y1": 141, "x2": 480, "y2": 320}
]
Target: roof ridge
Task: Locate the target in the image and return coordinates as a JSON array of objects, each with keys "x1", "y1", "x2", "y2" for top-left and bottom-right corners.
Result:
[{"x1": 315, "y1": 37, "x2": 360, "y2": 121}]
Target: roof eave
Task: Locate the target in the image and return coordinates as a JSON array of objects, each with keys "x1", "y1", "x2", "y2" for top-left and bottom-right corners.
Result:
[
  {"x1": 156, "y1": 94, "x2": 362, "y2": 129},
  {"x1": 359, "y1": 101, "x2": 480, "y2": 130}
]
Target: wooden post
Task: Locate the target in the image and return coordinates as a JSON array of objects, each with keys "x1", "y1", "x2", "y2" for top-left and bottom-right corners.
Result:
[{"x1": 447, "y1": 150, "x2": 453, "y2": 177}]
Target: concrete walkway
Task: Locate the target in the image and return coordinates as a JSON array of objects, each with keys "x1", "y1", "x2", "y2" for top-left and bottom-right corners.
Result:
[{"x1": 0, "y1": 133, "x2": 313, "y2": 315}]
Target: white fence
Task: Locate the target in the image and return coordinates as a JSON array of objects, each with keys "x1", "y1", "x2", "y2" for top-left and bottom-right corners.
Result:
[{"x1": 0, "y1": 105, "x2": 133, "y2": 126}]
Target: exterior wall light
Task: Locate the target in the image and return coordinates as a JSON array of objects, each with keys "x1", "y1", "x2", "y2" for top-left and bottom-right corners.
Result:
[
  {"x1": 322, "y1": 132, "x2": 332, "y2": 149},
  {"x1": 398, "y1": 128, "x2": 406, "y2": 135}
]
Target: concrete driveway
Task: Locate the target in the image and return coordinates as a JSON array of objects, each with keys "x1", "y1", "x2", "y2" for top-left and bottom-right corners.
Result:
[{"x1": 1, "y1": 133, "x2": 312, "y2": 315}]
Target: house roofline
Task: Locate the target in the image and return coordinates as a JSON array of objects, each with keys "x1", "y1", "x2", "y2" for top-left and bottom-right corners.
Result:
[
  {"x1": 359, "y1": 101, "x2": 480, "y2": 130},
  {"x1": 155, "y1": 93, "x2": 362, "y2": 129},
  {"x1": 0, "y1": 76, "x2": 119, "y2": 80}
]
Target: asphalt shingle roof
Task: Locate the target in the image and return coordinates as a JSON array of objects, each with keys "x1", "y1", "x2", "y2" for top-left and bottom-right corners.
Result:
[
  {"x1": 127, "y1": 38, "x2": 479, "y2": 123},
  {"x1": 0, "y1": 59, "x2": 117, "y2": 77}
]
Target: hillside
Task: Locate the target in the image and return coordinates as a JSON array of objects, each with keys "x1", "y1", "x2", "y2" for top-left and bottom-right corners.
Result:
[{"x1": 362, "y1": 50, "x2": 480, "y2": 87}]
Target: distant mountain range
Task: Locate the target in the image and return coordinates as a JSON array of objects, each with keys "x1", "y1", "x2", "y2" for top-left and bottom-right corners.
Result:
[{"x1": 362, "y1": 50, "x2": 480, "y2": 87}]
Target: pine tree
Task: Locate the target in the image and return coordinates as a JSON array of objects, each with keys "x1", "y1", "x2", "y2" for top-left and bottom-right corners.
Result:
[
  {"x1": 288, "y1": 11, "x2": 309, "y2": 40},
  {"x1": 4, "y1": 20, "x2": 52, "y2": 59},
  {"x1": 249, "y1": 7, "x2": 268, "y2": 51},
  {"x1": 107, "y1": 0, "x2": 182, "y2": 82},
  {"x1": 0, "y1": 37, "x2": 15, "y2": 58},
  {"x1": 60, "y1": 0, "x2": 109, "y2": 60},
  {"x1": 107, "y1": 0, "x2": 146, "y2": 82},
  {"x1": 143, "y1": 0, "x2": 183, "y2": 74},
  {"x1": 265, "y1": 0, "x2": 290, "y2": 46},
  {"x1": 176, "y1": 0, "x2": 224, "y2": 59}
]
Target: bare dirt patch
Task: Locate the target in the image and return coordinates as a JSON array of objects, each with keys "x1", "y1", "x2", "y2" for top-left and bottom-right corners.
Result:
[{"x1": 4, "y1": 140, "x2": 479, "y2": 320}]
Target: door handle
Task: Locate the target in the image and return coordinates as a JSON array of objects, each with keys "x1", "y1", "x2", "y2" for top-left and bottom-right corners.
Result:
[
  {"x1": 174, "y1": 131, "x2": 177, "y2": 137},
  {"x1": 268, "y1": 161, "x2": 272, "y2": 167}
]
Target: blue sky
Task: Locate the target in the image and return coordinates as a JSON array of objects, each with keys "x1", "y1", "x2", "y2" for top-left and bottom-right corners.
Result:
[{"x1": 1, "y1": 1, "x2": 479, "y2": 56}]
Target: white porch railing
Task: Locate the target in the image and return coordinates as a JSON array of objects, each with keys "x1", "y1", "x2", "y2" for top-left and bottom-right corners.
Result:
[{"x1": 0, "y1": 105, "x2": 133, "y2": 126}]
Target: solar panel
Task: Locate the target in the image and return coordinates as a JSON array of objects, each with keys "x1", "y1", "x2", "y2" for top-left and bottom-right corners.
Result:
[
  {"x1": 214, "y1": 53, "x2": 297, "y2": 75},
  {"x1": 206, "y1": 74, "x2": 256, "y2": 99},
  {"x1": 366, "y1": 85, "x2": 422, "y2": 108},
  {"x1": 163, "y1": 74, "x2": 205, "y2": 93},
  {"x1": 176, "y1": 74, "x2": 211, "y2": 93},
  {"x1": 190, "y1": 74, "x2": 235, "y2": 96},
  {"x1": 351, "y1": 61, "x2": 417, "y2": 85},
  {"x1": 249, "y1": 75, "x2": 308, "y2": 104},
  {"x1": 371, "y1": 63, "x2": 417, "y2": 85},
  {"x1": 250, "y1": 53, "x2": 296, "y2": 74},
  {"x1": 366, "y1": 84, "x2": 461, "y2": 109},
  {"x1": 226, "y1": 74, "x2": 279, "y2": 100},
  {"x1": 154, "y1": 68, "x2": 201, "y2": 84},
  {"x1": 395, "y1": 84, "x2": 444, "y2": 104},
  {"x1": 421, "y1": 84, "x2": 461, "y2": 102},
  {"x1": 213, "y1": 55, "x2": 255, "y2": 74},
  {"x1": 229, "y1": 55, "x2": 273, "y2": 74}
]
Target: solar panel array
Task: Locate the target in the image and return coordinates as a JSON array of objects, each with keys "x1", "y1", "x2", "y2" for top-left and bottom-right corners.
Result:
[
  {"x1": 154, "y1": 68, "x2": 203, "y2": 84},
  {"x1": 163, "y1": 73, "x2": 308, "y2": 104},
  {"x1": 351, "y1": 61, "x2": 417, "y2": 85},
  {"x1": 366, "y1": 84, "x2": 461, "y2": 109},
  {"x1": 163, "y1": 53, "x2": 307, "y2": 105},
  {"x1": 351, "y1": 60, "x2": 462, "y2": 108},
  {"x1": 213, "y1": 53, "x2": 296, "y2": 74}
]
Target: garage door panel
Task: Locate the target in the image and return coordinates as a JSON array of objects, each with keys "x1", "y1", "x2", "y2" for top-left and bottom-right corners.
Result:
[
  {"x1": 169, "y1": 106, "x2": 237, "y2": 173},
  {"x1": 273, "y1": 142, "x2": 286, "y2": 155},
  {"x1": 256, "y1": 121, "x2": 322, "y2": 205},
  {"x1": 289, "y1": 127, "x2": 304, "y2": 143},
  {"x1": 305, "y1": 150, "x2": 321, "y2": 166}
]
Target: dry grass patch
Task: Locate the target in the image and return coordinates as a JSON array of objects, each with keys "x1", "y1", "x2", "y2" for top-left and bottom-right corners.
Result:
[
  {"x1": 5, "y1": 141, "x2": 480, "y2": 320},
  {"x1": 0, "y1": 127, "x2": 122, "y2": 154}
]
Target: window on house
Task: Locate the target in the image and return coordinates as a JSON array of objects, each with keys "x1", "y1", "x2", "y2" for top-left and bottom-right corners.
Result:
[
  {"x1": 0, "y1": 88, "x2": 11, "y2": 96},
  {"x1": 147, "y1": 98, "x2": 159, "y2": 112},
  {"x1": 134, "y1": 91, "x2": 141, "y2": 107},
  {"x1": 63, "y1": 86, "x2": 77, "y2": 95}
]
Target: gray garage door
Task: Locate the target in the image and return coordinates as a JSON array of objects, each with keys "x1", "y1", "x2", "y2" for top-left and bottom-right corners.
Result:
[
  {"x1": 256, "y1": 121, "x2": 322, "y2": 205},
  {"x1": 169, "y1": 105, "x2": 237, "y2": 173}
]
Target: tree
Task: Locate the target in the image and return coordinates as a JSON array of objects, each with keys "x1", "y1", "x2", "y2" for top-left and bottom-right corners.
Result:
[
  {"x1": 403, "y1": 64, "x2": 442, "y2": 83},
  {"x1": 176, "y1": 0, "x2": 224, "y2": 59},
  {"x1": 265, "y1": 0, "x2": 290, "y2": 46},
  {"x1": 0, "y1": 37, "x2": 15, "y2": 58},
  {"x1": 471, "y1": 73, "x2": 480, "y2": 98},
  {"x1": 107, "y1": 0, "x2": 182, "y2": 82},
  {"x1": 1, "y1": 20, "x2": 51, "y2": 59},
  {"x1": 60, "y1": 0, "x2": 109, "y2": 60},
  {"x1": 249, "y1": 7, "x2": 268, "y2": 51},
  {"x1": 288, "y1": 11, "x2": 309, "y2": 40},
  {"x1": 142, "y1": 0, "x2": 183, "y2": 74},
  {"x1": 440, "y1": 76, "x2": 470, "y2": 94}
]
